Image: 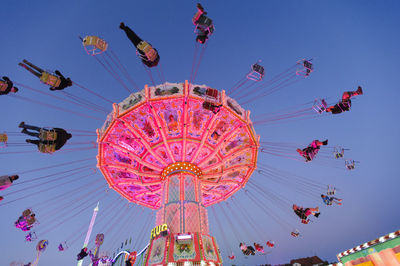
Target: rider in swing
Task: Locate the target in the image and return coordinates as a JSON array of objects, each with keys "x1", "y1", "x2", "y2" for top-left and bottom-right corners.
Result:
[
  {"x1": 192, "y1": 3, "x2": 214, "y2": 44},
  {"x1": 292, "y1": 204, "x2": 320, "y2": 224},
  {"x1": 297, "y1": 139, "x2": 328, "y2": 162},
  {"x1": 0, "y1": 76, "x2": 19, "y2": 95},
  {"x1": 19, "y1": 122, "x2": 72, "y2": 152},
  {"x1": 119, "y1": 22, "x2": 160, "y2": 68},
  {"x1": 18, "y1": 60, "x2": 72, "y2": 91},
  {"x1": 324, "y1": 86, "x2": 363, "y2": 114}
]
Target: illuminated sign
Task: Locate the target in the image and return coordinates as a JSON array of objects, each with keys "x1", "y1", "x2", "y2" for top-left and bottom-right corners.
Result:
[
  {"x1": 176, "y1": 233, "x2": 193, "y2": 244},
  {"x1": 176, "y1": 234, "x2": 192, "y2": 241},
  {"x1": 150, "y1": 223, "x2": 168, "y2": 239}
]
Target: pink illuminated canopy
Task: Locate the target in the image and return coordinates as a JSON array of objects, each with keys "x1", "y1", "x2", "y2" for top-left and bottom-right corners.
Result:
[{"x1": 97, "y1": 81, "x2": 259, "y2": 209}]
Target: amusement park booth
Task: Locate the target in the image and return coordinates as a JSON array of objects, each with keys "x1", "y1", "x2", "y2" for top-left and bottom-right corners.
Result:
[{"x1": 337, "y1": 229, "x2": 400, "y2": 266}]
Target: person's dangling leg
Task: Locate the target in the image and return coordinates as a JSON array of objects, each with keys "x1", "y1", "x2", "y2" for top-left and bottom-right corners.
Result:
[
  {"x1": 119, "y1": 23, "x2": 143, "y2": 47},
  {"x1": 20, "y1": 123, "x2": 41, "y2": 137},
  {"x1": 342, "y1": 86, "x2": 363, "y2": 100},
  {"x1": 26, "y1": 139, "x2": 40, "y2": 146},
  {"x1": 193, "y1": 5, "x2": 205, "y2": 24},
  {"x1": 333, "y1": 200, "x2": 342, "y2": 205},
  {"x1": 22, "y1": 129, "x2": 40, "y2": 137},
  {"x1": 312, "y1": 140, "x2": 328, "y2": 148},
  {"x1": 308, "y1": 207, "x2": 319, "y2": 213},
  {"x1": 305, "y1": 207, "x2": 320, "y2": 217},
  {"x1": 332, "y1": 197, "x2": 342, "y2": 205},
  {"x1": 296, "y1": 148, "x2": 303, "y2": 156},
  {"x1": 332, "y1": 198, "x2": 342, "y2": 205},
  {"x1": 326, "y1": 105, "x2": 335, "y2": 112},
  {"x1": 22, "y1": 60, "x2": 44, "y2": 74},
  {"x1": 18, "y1": 63, "x2": 42, "y2": 78},
  {"x1": 19, "y1": 123, "x2": 41, "y2": 132}
]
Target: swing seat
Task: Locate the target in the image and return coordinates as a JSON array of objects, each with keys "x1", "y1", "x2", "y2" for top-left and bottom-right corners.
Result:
[
  {"x1": 0, "y1": 81, "x2": 8, "y2": 92},
  {"x1": 194, "y1": 15, "x2": 214, "y2": 40},
  {"x1": 296, "y1": 59, "x2": 313, "y2": 77},
  {"x1": 327, "y1": 187, "x2": 336, "y2": 195},
  {"x1": 205, "y1": 87, "x2": 219, "y2": 99},
  {"x1": 58, "y1": 242, "x2": 68, "y2": 251},
  {"x1": 203, "y1": 88, "x2": 221, "y2": 112},
  {"x1": 38, "y1": 143, "x2": 56, "y2": 154},
  {"x1": 312, "y1": 98, "x2": 327, "y2": 114},
  {"x1": 334, "y1": 152, "x2": 344, "y2": 159},
  {"x1": 337, "y1": 100, "x2": 351, "y2": 112},
  {"x1": 266, "y1": 241, "x2": 275, "y2": 248},
  {"x1": 39, "y1": 129, "x2": 58, "y2": 141},
  {"x1": 203, "y1": 101, "x2": 221, "y2": 113},
  {"x1": 333, "y1": 146, "x2": 344, "y2": 159},
  {"x1": 27, "y1": 216, "x2": 37, "y2": 226},
  {"x1": 25, "y1": 232, "x2": 37, "y2": 242},
  {"x1": 22, "y1": 208, "x2": 32, "y2": 217},
  {"x1": 304, "y1": 60, "x2": 313, "y2": 69},
  {"x1": 40, "y1": 72, "x2": 61, "y2": 87},
  {"x1": 345, "y1": 160, "x2": 356, "y2": 170},
  {"x1": 137, "y1": 41, "x2": 157, "y2": 62},
  {"x1": 195, "y1": 15, "x2": 214, "y2": 31},
  {"x1": 204, "y1": 88, "x2": 221, "y2": 108},
  {"x1": 0, "y1": 133, "x2": 8, "y2": 148},
  {"x1": 83, "y1": 36, "x2": 108, "y2": 55},
  {"x1": 303, "y1": 148, "x2": 317, "y2": 161},
  {"x1": 247, "y1": 63, "x2": 265, "y2": 81},
  {"x1": 301, "y1": 219, "x2": 310, "y2": 224}
]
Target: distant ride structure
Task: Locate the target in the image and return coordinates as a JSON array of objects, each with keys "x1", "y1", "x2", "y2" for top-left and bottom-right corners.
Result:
[{"x1": 97, "y1": 81, "x2": 259, "y2": 265}]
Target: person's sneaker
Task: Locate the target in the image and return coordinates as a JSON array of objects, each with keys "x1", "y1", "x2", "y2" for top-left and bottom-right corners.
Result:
[
  {"x1": 197, "y1": 3, "x2": 204, "y2": 11},
  {"x1": 314, "y1": 212, "x2": 320, "y2": 218},
  {"x1": 322, "y1": 140, "x2": 328, "y2": 145},
  {"x1": 19, "y1": 122, "x2": 25, "y2": 128},
  {"x1": 119, "y1": 22, "x2": 125, "y2": 29},
  {"x1": 357, "y1": 86, "x2": 363, "y2": 95}
]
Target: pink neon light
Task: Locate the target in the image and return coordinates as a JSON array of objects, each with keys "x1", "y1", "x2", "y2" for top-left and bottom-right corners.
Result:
[{"x1": 97, "y1": 82, "x2": 259, "y2": 209}]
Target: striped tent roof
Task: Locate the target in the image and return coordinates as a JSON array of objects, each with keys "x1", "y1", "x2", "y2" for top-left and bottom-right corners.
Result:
[{"x1": 337, "y1": 229, "x2": 400, "y2": 259}]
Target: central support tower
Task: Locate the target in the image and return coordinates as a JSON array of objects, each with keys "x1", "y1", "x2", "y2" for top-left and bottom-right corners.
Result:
[
  {"x1": 157, "y1": 162, "x2": 208, "y2": 234},
  {"x1": 144, "y1": 164, "x2": 221, "y2": 265}
]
